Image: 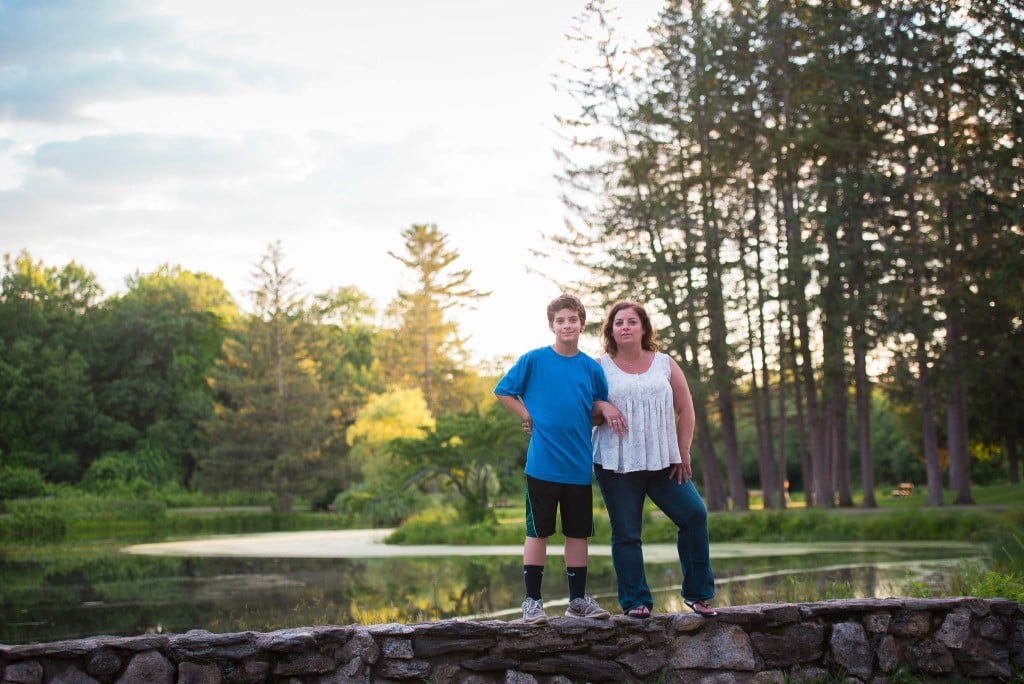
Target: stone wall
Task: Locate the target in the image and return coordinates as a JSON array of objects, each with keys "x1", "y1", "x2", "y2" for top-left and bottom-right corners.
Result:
[{"x1": 2, "y1": 598, "x2": 1021, "y2": 683}]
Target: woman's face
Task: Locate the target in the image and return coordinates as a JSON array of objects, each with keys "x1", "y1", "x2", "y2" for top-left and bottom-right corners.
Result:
[{"x1": 611, "y1": 307, "x2": 644, "y2": 347}]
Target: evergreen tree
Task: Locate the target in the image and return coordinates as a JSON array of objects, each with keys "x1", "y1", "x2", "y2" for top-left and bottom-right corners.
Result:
[
  {"x1": 381, "y1": 224, "x2": 490, "y2": 416},
  {"x1": 201, "y1": 242, "x2": 337, "y2": 512}
]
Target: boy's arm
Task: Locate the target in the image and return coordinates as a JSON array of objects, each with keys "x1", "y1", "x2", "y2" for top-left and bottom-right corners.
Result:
[{"x1": 497, "y1": 394, "x2": 533, "y2": 433}]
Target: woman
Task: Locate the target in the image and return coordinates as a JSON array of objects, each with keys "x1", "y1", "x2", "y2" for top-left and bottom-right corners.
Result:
[{"x1": 592, "y1": 300, "x2": 717, "y2": 618}]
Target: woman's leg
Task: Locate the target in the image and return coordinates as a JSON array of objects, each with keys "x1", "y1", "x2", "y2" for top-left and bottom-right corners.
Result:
[
  {"x1": 595, "y1": 466, "x2": 652, "y2": 611},
  {"x1": 647, "y1": 473, "x2": 715, "y2": 603}
]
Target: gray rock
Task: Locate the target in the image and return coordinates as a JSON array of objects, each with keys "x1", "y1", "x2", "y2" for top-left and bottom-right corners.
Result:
[
  {"x1": 897, "y1": 638, "x2": 955, "y2": 675},
  {"x1": 956, "y1": 635, "x2": 1010, "y2": 679},
  {"x1": 875, "y1": 634, "x2": 898, "y2": 673},
  {"x1": 862, "y1": 611, "x2": 891, "y2": 634},
  {"x1": 1012, "y1": 619, "x2": 1024, "y2": 666},
  {"x1": 271, "y1": 651, "x2": 337, "y2": 677},
  {"x1": 787, "y1": 665, "x2": 828, "y2": 683},
  {"x1": 177, "y1": 662, "x2": 221, "y2": 684},
  {"x1": 889, "y1": 609, "x2": 932, "y2": 637},
  {"x1": 116, "y1": 651, "x2": 173, "y2": 684},
  {"x1": 378, "y1": 638, "x2": 413, "y2": 659},
  {"x1": 84, "y1": 649, "x2": 121, "y2": 677},
  {"x1": 339, "y1": 631, "x2": 378, "y2": 665},
  {"x1": 413, "y1": 636, "x2": 495, "y2": 658},
  {"x1": 169, "y1": 632, "x2": 258, "y2": 661},
  {"x1": 669, "y1": 624, "x2": 756, "y2": 671},
  {"x1": 373, "y1": 657, "x2": 430, "y2": 680},
  {"x1": 255, "y1": 630, "x2": 316, "y2": 653},
  {"x1": 750, "y1": 622, "x2": 825, "y2": 667},
  {"x1": 977, "y1": 614, "x2": 1008, "y2": 641},
  {"x1": 617, "y1": 647, "x2": 666, "y2": 678},
  {"x1": 936, "y1": 607, "x2": 971, "y2": 648},
  {"x1": 47, "y1": 665, "x2": 97, "y2": 684},
  {"x1": 503, "y1": 672, "x2": 538, "y2": 684},
  {"x1": 461, "y1": 654, "x2": 519, "y2": 671},
  {"x1": 520, "y1": 653, "x2": 627, "y2": 682},
  {"x1": 220, "y1": 659, "x2": 267, "y2": 684},
  {"x1": 829, "y1": 621, "x2": 871, "y2": 679},
  {"x1": 495, "y1": 633, "x2": 580, "y2": 658}
]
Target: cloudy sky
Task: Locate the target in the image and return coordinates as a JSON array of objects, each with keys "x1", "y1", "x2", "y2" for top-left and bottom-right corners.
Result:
[{"x1": 1, "y1": 0, "x2": 660, "y2": 363}]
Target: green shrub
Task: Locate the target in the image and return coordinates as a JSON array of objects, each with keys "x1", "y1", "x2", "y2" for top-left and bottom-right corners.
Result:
[
  {"x1": 0, "y1": 465, "x2": 48, "y2": 503},
  {"x1": 387, "y1": 507, "x2": 523, "y2": 545},
  {"x1": 81, "y1": 448, "x2": 178, "y2": 493},
  {"x1": 0, "y1": 509, "x2": 67, "y2": 542},
  {"x1": 969, "y1": 572, "x2": 1024, "y2": 602},
  {"x1": 333, "y1": 483, "x2": 427, "y2": 528},
  {"x1": 988, "y1": 515, "x2": 1024, "y2": 573}
]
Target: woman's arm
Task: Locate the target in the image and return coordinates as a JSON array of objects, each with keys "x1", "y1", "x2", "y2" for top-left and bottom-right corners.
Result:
[{"x1": 668, "y1": 355, "x2": 696, "y2": 483}]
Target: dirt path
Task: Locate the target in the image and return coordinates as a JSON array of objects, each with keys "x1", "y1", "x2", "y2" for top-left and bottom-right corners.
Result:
[
  {"x1": 123, "y1": 530, "x2": 982, "y2": 562},
  {"x1": 123, "y1": 529, "x2": 527, "y2": 558}
]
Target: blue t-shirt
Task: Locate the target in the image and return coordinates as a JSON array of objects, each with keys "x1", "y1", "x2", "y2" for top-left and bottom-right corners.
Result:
[{"x1": 494, "y1": 346, "x2": 609, "y2": 485}]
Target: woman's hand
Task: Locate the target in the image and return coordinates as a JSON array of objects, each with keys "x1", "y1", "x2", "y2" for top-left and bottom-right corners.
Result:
[
  {"x1": 594, "y1": 401, "x2": 627, "y2": 435},
  {"x1": 669, "y1": 458, "x2": 692, "y2": 484}
]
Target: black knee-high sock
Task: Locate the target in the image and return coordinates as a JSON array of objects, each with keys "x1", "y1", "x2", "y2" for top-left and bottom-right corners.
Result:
[
  {"x1": 524, "y1": 565, "x2": 544, "y2": 600},
  {"x1": 566, "y1": 566, "x2": 588, "y2": 600}
]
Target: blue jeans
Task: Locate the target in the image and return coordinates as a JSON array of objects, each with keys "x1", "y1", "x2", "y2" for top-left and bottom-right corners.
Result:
[{"x1": 595, "y1": 465, "x2": 715, "y2": 611}]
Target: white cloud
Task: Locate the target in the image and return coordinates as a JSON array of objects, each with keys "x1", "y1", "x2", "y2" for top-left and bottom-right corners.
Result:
[{"x1": 0, "y1": 0, "x2": 662, "y2": 363}]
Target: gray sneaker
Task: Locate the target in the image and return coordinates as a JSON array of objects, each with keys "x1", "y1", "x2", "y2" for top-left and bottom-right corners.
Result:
[
  {"x1": 565, "y1": 596, "x2": 610, "y2": 619},
  {"x1": 521, "y1": 597, "x2": 547, "y2": 623}
]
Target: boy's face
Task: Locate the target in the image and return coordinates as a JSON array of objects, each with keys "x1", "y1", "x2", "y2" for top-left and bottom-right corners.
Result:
[{"x1": 549, "y1": 307, "x2": 583, "y2": 343}]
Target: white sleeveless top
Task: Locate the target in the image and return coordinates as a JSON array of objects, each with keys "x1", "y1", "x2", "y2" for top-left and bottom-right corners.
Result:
[{"x1": 592, "y1": 352, "x2": 681, "y2": 473}]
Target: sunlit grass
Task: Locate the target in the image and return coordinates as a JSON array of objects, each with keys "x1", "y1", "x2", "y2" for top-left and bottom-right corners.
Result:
[
  {"x1": 724, "y1": 574, "x2": 858, "y2": 605},
  {"x1": 746, "y1": 482, "x2": 1021, "y2": 511}
]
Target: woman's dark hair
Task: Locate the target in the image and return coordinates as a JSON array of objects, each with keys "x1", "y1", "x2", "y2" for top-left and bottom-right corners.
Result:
[{"x1": 600, "y1": 301, "x2": 659, "y2": 355}]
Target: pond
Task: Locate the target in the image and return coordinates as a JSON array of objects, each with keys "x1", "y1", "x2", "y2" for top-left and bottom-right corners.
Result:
[{"x1": 0, "y1": 530, "x2": 986, "y2": 646}]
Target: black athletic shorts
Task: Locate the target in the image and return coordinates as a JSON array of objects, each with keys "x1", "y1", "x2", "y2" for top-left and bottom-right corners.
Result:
[{"x1": 525, "y1": 474, "x2": 594, "y2": 539}]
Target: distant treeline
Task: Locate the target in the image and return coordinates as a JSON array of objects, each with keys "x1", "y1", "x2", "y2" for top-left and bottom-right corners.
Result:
[
  {"x1": 1, "y1": 225, "x2": 517, "y2": 519},
  {"x1": 4, "y1": 0, "x2": 1024, "y2": 520}
]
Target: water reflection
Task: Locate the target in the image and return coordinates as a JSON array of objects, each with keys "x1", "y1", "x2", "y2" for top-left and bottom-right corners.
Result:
[{"x1": 0, "y1": 540, "x2": 985, "y2": 645}]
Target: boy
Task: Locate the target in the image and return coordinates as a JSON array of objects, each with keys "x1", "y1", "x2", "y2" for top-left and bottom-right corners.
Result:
[{"x1": 494, "y1": 293, "x2": 623, "y2": 622}]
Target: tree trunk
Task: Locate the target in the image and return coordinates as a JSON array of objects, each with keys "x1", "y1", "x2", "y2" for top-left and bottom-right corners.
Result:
[
  {"x1": 833, "y1": 382, "x2": 852, "y2": 507},
  {"x1": 789, "y1": 318, "x2": 813, "y2": 505},
  {"x1": 676, "y1": 297, "x2": 729, "y2": 512},
  {"x1": 917, "y1": 333, "x2": 945, "y2": 507},
  {"x1": 741, "y1": 220, "x2": 778, "y2": 509},
  {"x1": 777, "y1": 322, "x2": 790, "y2": 509},
  {"x1": 820, "y1": 192, "x2": 845, "y2": 508},
  {"x1": 853, "y1": 327, "x2": 877, "y2": 508},
  {"x1": 935, "y1": 68, "x2": 973, "y2": 505},
  {"x1": 695, "y1": 402, "x2": 728, "y2": 511},
  {"x1": 1008, "y1": 438, "x2": 1021, "y2": 485}
]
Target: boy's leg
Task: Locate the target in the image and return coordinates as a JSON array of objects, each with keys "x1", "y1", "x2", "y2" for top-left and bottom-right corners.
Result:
[
  {"x1": 564, "y1": 536, "x2": 589, "y2": 599},
  {"x1": 561, "y1": 483, "x2": 609, "y2": 619},
  {"x1": 523, "y1": 536, "x2": 547, "y2": 599},
  {"x1": 521, "y1": 476, "x2": 559, "y2": 622},
  {"x1": 525, "y1": 475, "x2": 560, "y2": 589}
]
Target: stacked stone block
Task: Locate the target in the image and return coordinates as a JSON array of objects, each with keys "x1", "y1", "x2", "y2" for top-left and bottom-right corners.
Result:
[{"x1": 1, "y1": 598, "x2": 1021, "y2": 682}]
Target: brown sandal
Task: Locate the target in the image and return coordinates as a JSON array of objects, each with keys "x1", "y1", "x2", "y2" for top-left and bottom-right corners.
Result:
[
  {"x1": 625, "y1": 605, "x2": 651, "y2": 618},
  {"x1": 684, "y1": 599, "x2": 717, "y2": 617}
]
